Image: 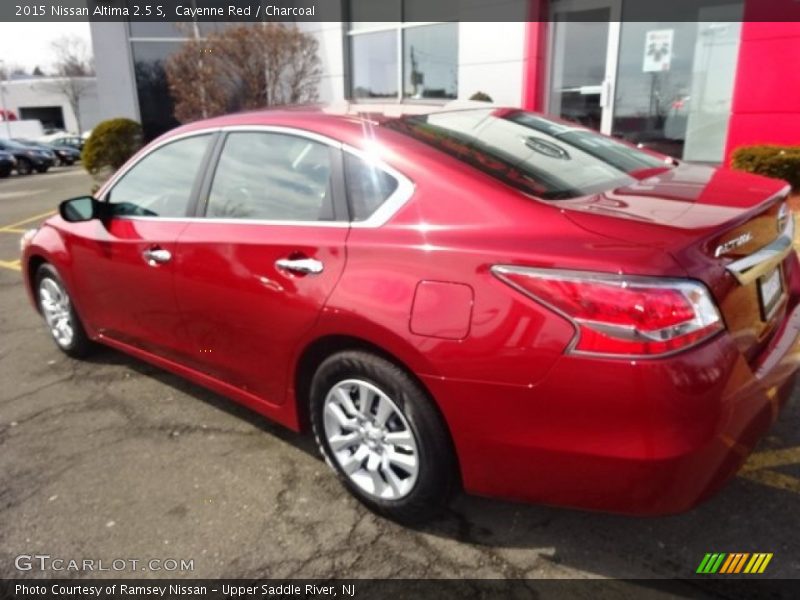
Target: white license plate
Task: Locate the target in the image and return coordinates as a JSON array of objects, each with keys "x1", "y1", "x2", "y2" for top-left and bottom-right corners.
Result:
[{"x1": 758, "y1": 267, "x2": 783, "y2": 320}]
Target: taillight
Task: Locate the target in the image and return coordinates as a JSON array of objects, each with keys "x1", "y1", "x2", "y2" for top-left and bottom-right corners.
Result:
[{"x1": 491, "y1": 266, "x2": 724, "y2": 357}]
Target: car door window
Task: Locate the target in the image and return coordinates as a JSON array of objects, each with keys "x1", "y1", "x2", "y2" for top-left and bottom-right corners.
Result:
[
  {"x1": 206, "y1": 132, "x2": 336, "y2": 221},
  {"x1": 343, "y1": 153, "x2": 399, "y2": 221},
  {"x1": 106, "y1": 134, "x2": 212, "y2": 218}
]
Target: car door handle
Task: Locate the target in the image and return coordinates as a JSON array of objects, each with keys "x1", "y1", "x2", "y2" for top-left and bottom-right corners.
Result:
[
  {"x1": 275, "y1": 257, "x2": 324, "y2": 275},
  {"x1": 142, "y1": 247, "x2": 172, "y2": 266}
]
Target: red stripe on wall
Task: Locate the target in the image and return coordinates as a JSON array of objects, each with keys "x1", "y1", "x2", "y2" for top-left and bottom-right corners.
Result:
[
  {"x1": 522, "y1": 1, "x2": 549, "y2": 111},
  {"x1": 724, "y1": 3, "x2": 800, "y2": 162}
]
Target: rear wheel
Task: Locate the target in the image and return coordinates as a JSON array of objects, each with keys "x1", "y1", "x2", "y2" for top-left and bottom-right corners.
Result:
[
  {"x1": 36, "y1": 264, "x2": 93, "y2": 358},
  {"x1": 35, "y1": 165, "x2": 49, "y2": 174},
  {"x1": 0, "y1": 168, "x2": 10, "y2": 178},
  {"x1": 16, "y1": 158, "x2": 33, "y2": 175},
  {"x1": 310, "y1": 350, "x2": 457, "y2": 523}
]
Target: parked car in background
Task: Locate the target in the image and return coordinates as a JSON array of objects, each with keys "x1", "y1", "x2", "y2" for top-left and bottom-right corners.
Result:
[
  {"x1": 0, "y1": 139, "x2": 55, "y2": 174},
  {"x1": 49, "y1": 135, "x2": 84, "y2": 153},
  {"x1": 19, "y1": 107, "x2": 800, "y2": 522},
  {"x1": 0, "y1": 150, "x2": 16, "y2": 178},
  {"x1": 14, "y1": 139, "x2": 80, "y2": 166}
]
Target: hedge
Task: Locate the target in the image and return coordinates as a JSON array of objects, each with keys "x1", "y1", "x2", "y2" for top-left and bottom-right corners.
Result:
[
  {"x1": 730, "y1": 145, "x2": 800, "y2": 192},
  {"x1": 81, "y1": 118, "x2": 143, "y2": 177}
]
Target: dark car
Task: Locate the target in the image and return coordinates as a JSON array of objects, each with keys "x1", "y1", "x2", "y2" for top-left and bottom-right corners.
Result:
[
  {"x1": 15, "y1": 139, "x2": 80, "y2": 166},
  {"x1": 0, "y1": 139, "x2": 55, "y2": 175},
  {"x1": 0, "y1": 150, "x2": 16, "y2": 178},
  {"x1": 50, "y1": 136, "x2": 84, "y2": 152}
]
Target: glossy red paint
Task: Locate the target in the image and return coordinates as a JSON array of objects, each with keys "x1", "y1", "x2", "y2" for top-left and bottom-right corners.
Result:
[
  {"x1": 21, "y1": 108, "x2": 800, "y2": 514},
  {"x1": 410, "y1": 281, "x2": 474, "y2": 340}
]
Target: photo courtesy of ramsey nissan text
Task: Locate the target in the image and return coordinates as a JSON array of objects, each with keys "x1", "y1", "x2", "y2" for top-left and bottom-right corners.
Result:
[{"x1": 1, "y1": 1, "x2": 800, "y2": 598}]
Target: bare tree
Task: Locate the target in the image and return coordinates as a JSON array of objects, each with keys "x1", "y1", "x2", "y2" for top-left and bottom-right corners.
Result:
[
  {"x1": 44, "y1": 35, "x2": 95, "y2": 134},
  {"x1": 166, "y1": 24, "x2": 321, "y2": 123}
]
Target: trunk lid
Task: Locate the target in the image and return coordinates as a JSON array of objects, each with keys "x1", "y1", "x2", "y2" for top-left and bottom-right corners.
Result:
[{"x1": 557, "y1": 163, "x2": 793, "y2": 363}]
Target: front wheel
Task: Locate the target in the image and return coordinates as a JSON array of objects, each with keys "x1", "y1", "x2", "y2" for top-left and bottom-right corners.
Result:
[
  {"x1": 310, "y1": 351, "x2": 457, "y2": 523},
  {"x1": 16, "y1": 158, "x2": 33, "y2": 175},
  {"x1": 35, "y1": 166, "x2": 49, "y2": 174},
  {"x1": 36, "y1": 264, "x2": 94, "y2": 358}
]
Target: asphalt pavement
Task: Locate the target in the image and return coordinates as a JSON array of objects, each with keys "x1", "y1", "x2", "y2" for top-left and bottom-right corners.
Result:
[{"x1": 0, "y1": 168, "x2": 798, "y2": 592}]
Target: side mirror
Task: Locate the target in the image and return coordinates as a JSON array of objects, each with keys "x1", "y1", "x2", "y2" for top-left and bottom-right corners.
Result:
[{"x1": 59, "y1": 196, "x2": 101, "y2": 223}]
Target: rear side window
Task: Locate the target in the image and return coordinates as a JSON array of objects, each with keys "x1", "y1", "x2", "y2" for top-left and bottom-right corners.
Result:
[
  {"x1": 206, "y1": 132, "x2": 336, "y2": 222},
  {"x1": 344, "y1": 153, "x2": 398, "y2": 221}
]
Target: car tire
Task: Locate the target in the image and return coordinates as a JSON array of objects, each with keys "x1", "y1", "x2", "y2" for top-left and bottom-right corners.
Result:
[
  {"x1": 310, "y1": 350, "x2": 457, "y2": 523},
  {"x1": 0, "y1": 168, "x2": 10, "y2": 178},
  {"x1": 35, "y1": 264, "x2": 94, "y2": 358},
  {"x1": 16, "y1": 158, "x2": 33, "y2": 175}
]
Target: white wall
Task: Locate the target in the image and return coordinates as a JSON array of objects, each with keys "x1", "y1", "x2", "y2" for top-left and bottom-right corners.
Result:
[
  {"x1": 457, "y1": 22, "x2": 526, "y2": 106},
  {"x1": 297, "y1": 22, "x2": 347, "y2": 103},
  {"x1": 1, "y1": 77, "x2": 102, "y2": 135},
  {"x1": 89, "y1": 21, "x2": 140, "y2": 123}
]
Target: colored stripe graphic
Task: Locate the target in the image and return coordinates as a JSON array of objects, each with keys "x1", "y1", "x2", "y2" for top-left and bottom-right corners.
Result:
[
  {"x1": 697, "y1": 553, "x2": 726, "y2": 573},
  {"x1": 698, "y1": 553, "x2": 773, "y2": 574}
]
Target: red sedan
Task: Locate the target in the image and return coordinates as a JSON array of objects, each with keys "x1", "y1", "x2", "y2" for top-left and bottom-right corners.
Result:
[{"x1": 20, "y1": 107, "x2": 799, "y2": 522}]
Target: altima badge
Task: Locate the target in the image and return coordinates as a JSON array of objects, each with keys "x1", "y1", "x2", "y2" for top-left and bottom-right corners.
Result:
[{"x1": 715, "y1": 232, "x2": 754, "y2": 257}]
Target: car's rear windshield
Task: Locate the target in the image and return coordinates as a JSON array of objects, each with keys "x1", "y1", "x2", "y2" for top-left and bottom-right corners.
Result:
[{"x1": 383, "y1": 108, "x2": 670, "y2": 200}]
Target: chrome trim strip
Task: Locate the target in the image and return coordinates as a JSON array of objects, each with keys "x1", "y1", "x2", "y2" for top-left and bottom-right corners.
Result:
[
  {"x1": 726, "y1": 214, "x2": 795, "y2": 285},
  {"x1": 110, "y1": 215, "x2": 351, "y2": 228},
  {"x1": 97, "y1": 125, "x2": 416, "y2": 229}
]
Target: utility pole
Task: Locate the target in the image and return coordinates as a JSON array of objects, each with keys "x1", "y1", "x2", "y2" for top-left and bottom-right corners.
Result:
[{"x1": 0, "y1": 60, "x2": 12, "y2": 138}]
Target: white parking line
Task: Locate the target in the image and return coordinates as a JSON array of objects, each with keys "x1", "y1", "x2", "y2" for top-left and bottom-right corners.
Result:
[{"x1": 0, "y1": 190, "x2": 46, "y2": 200}]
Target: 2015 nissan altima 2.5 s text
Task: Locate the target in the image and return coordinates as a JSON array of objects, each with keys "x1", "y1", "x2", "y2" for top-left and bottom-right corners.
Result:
[{"x1": 19, "y1": 106, "x2": 800, "y2": 523}]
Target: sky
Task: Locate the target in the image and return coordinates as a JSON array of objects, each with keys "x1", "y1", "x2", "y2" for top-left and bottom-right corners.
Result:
[{"x1": 0, "y1": 22, "x2": 92, "y2": 73}]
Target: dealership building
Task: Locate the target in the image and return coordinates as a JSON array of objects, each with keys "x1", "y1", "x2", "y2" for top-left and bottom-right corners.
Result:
[{"x1": 89, "y1": 0, "x2": 800, "y2": 164}]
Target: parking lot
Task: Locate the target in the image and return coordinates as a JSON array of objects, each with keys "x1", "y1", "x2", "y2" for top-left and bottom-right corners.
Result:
[{"x1": 0, "y1": 168, "x2": 799, "y2": 587}]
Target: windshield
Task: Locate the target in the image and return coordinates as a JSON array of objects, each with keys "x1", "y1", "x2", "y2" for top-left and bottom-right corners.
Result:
[{"x1": 384, "y1": 108, "x2": 670, "y2": 200}]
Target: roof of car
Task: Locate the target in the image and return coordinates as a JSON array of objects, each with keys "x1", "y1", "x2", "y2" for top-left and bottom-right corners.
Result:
[{"x1": 166, "y1": 102, "x2": 500, "y2": 146}]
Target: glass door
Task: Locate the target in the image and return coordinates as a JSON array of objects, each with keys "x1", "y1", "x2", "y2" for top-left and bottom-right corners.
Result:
[
  {"x1": 611, "y1": 12, "x2": 743, "y2": 161},
  {"x1": 548, "y1": 0, "x2": 621, "y2": 134}
]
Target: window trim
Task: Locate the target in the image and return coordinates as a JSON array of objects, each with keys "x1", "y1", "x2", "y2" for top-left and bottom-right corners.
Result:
[{"x1": 98, "y1": 125, "x2": 415, "y2": 229}]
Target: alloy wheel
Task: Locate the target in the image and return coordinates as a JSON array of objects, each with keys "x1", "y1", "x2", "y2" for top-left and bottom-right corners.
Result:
[
  {"x1": 323, "y1": 379, "x2": 419, "y2": 500},
  {"x1": 39, "y1": 277, "x2": 74, "y2": 348}
]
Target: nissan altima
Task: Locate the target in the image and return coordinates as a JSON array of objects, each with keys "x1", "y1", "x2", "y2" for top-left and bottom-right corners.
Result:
[{"x1": 20, "y1": 107, "x2": 799, "y2": 522}]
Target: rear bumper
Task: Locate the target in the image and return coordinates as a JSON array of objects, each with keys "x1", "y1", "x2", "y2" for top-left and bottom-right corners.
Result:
[{"x1": 423, "y1": 307, "x2": 800, "y2": 515}]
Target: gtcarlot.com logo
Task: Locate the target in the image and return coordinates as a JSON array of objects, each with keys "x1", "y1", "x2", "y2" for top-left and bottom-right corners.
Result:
[
  {"x1": 696, "y1": 553, "x2": 773, "y2": 574},
  {"x1": 14, "y1": 554, "x2": 194, "y2": 573}
]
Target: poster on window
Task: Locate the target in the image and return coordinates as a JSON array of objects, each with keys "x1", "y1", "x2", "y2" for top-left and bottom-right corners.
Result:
[{"x1": 643, "y1": 29, "x2": 674, "y2": 72}]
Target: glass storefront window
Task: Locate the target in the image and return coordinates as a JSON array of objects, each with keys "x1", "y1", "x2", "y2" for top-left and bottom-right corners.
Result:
[
  {"x1": 350, "y1": 31, "x2": 398, "y2": 99},
  {"x1": 548, "y1": 13, "x2": 611, "y2": 132},
  {"x1": 128, "y1": 22, "x2": 191, "y2": 39},
  {"x1": 547, "y1": 0, "x2": 743, "y2": 163},
  {"x1": 403, "y1": 23, "x2": 458, "y2": 100},
  {"x1": 348, "y1": 0, "x2": 401, "y2": 25},
  {"x1": 347, "y1": 2, "x2": 458, "y2": 101},
  {"x1": 131, "y1": 42, "x2": 182, "y2": 141},
  {"x1": 611, "y1": 18, "x2": 742, "y2": 161}
]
